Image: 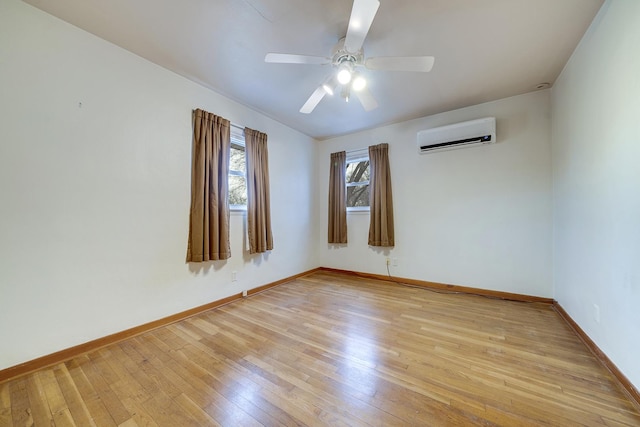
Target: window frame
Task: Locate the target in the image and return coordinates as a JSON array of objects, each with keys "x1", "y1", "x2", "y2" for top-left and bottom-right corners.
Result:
[
  {"x1": 345, "y1": 149, "x2": 370, "y2": 212},
  {"x1": 229, "y1": 127, "x2": 247, "y2": 211}
]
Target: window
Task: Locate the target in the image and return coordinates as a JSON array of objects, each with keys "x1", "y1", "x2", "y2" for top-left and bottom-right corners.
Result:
[
  {"x1": 229, "y1": 128, "x2": 247, "y2": 208},
  {"x1": 346, "y1": 150, "x2": 370, "y2": 209}
]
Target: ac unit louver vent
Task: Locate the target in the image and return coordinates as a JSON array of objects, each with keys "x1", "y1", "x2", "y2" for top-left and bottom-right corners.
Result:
[{"x1": 417, "y1": 117, "x2": 496, "y2": 154}]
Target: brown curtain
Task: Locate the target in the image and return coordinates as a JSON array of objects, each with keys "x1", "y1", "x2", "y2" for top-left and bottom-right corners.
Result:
[
  {"x1": 245, "y1": 127, "x2": 273, "y2": 254},
  {"x1": 186, "y1": 109, "x2": 231, "y2": 262},
  {"x1": 368, "y1": 143, "x2": 394, "y2": 247},
  {"x1": 328, "y1": 151, "x2": 347, "y2": 244}
]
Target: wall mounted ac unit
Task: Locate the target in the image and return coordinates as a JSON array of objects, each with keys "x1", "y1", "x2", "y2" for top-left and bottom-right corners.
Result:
[{"x1": 417, "y1": 117, "x2": 496, "y2": 154}]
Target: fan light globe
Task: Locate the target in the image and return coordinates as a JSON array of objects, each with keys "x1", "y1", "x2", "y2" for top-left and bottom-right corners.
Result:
[
  {"x1": 337, "y1": 67, "x2": 352, "y2": 84},
  {"x1": 352, "y1": 76, "x2": 366, "y2": 91}
]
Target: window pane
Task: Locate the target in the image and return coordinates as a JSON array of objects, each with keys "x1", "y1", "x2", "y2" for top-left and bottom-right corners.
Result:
[
  {"x1": 230, "y1": 144, "x2": 246, "y2": 173},
  {"x1": 346, "y1": 160, "x2": 370, "y2": 183},
  {"x1": 347, "y1": 184, "x2": 369, "y2": 207},
  {"x1": 229, "y1": 142, "x2": 246, "y2": 206},
  {"x1": 229, "y1": 175, "x2": 247, "y2": 206}
]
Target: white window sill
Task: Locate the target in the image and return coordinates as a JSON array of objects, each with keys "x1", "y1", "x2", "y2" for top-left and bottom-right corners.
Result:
[
  {"x1": 347, "y1": 207, "x2": 370, "y2": 214},
  {"x1": 230, "y1": 206, "x2": 247, "y2": 214}
]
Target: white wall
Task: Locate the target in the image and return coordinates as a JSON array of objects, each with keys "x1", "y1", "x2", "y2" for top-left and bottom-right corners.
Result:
[
  {"x1": 0, "y1": 0, "x2": 317, "y2": 370},
  {"x1": 317, "y1": 91, "x2": 553, "y2": 297},
  {"x1": 552, "y1": 0, "x2": 640, "y2": 389}
]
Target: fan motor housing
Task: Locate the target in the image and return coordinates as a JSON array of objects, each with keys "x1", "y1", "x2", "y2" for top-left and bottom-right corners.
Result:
[{"x1": 332, "y1": 37, "x2": 364, "y2": 66}]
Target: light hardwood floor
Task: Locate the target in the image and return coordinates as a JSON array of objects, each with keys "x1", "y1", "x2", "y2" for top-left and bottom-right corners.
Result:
[{"x1": 1, "y1": 271, "x2": 639, "y2": 426}]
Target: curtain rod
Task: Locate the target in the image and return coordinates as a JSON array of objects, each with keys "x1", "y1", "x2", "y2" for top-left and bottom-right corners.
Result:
[{"x1": 192, "y1": 109, "x2": 246, "y2": 130}]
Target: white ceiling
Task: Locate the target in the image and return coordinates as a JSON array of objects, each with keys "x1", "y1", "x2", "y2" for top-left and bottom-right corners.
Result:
[{"x1": 23, "y1": 0, "x2": 603, "y2": 140}]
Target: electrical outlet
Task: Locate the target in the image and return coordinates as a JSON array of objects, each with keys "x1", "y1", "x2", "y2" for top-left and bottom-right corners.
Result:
[
  {"x1": 386, "y1": 257, "x2": 391, "y2": 266},
  {"x1": 393, "y1": 258, "x2": 398, "y2": 267},
  {"x1": 231, "y1": 271, "x2": 237, "y2": 282},
  {"x1": 593, "y1": 304, "x2": 600, "y2": 323},
  {"x1": 242, "y1": 290, "x2": 248, "y2": 298}
]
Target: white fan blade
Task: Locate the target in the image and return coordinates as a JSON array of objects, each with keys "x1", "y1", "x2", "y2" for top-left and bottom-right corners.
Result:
[
  {"x1": 265, "y1": 53, "x2": 331, "y2": 65},
  {"x1": 322, "y1": 76, "x2": 338, "y2": 96},
  {"x1": 300, "y1": 86, "x2": 327, "y2": 114},
  {"x1": 344, "y1": 0, "x2": 380, "y2": 53},
  {"x1": 354, "y1": 86, "x2": 378, "y2": 111},
  {"x1": 365, "y1": 56, "x2": 435, "y2": 72}
]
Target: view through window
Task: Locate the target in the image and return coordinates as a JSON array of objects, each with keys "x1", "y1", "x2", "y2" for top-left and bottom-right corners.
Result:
[
  {"x1": 346, "y1": 153, "x2": 370, "y2": 208},
  {"x1": 229, "y1": 128, "x2": 247, "y2": 207}
]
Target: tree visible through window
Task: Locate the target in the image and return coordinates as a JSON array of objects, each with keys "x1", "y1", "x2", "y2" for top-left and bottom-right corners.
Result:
[
  {"x1": 229, "y1": 131, "x2": 247, "y2": 207},
  {"x1": 346, "y1": 158, "x2": 370, "y2": 208}
]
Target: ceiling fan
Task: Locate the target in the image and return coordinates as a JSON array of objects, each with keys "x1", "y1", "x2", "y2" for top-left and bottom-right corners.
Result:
[{"x1": 264, "y1": 0, "x2": 435, "y2": 114}]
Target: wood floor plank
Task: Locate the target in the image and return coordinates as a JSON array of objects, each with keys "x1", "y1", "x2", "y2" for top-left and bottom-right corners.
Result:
[
  {"x1": 109, "y1": 383, "x2": 158, "y2": 427},
  {"x1": 65, "y1": 357, "x2": 118, "y2": 426},
  {"x1": 242, "y1": 353, "x2": 380, "y2": 426},
  {"x1": 9, "y1": 378, "x2": 32, "y2": 427},
  {"x1": 24, "y1": 372, "x2": 53, "y2": 426},
  {"x1": 38, "y1": 368, "x2": 72, "y2": 421},
  {"x1": 2, "y1": 271, "x2": 639, "y2": 426},
  {"x1": 101, "y1": 346, "x2": 153, "y2": 406},
  {"x1": 141, "y1": 337, "x2": 270, "y2": 427},
  {"x1": 173, "y1": 393, "x2": 220, "y2": 426},
  {"x1": 53, "y1": 363, "x2": 97, "y2": 427},
  {"x1": 117, "y1": 418, "x2": 139, "y2": 427},
  {"x1": 0, "y1": 382, "x2": 12, "y2": 426},
  {"x1": 177, "y1": 343, "x2": 289, "y2": 426},
  {"x1": 77, "y1": 354, "x2": 131, "y2": 425}
]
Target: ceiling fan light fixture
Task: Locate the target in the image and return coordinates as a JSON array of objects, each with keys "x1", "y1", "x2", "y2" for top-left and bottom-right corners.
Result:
[
  {"x1": 337, "y1": 64, "x2": 352, "y2": 85},
  {"x1": 352, "y1": 75, "x2": 366, "y2": 91},
  {"x1": 322, "y1": 84, "x2": 334, "y2": 95},
  {"x1": 341, "y1": 85, "x2": 351, "y2": 103}
]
